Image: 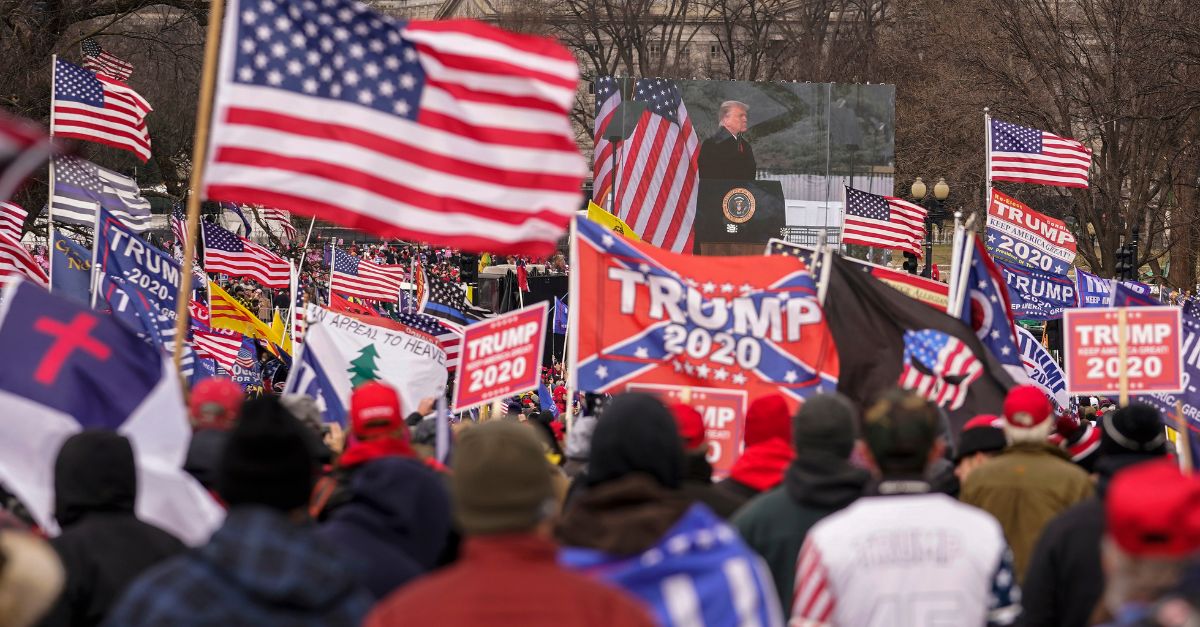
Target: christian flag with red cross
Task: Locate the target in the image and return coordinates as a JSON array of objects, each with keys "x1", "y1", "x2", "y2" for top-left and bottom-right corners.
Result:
[
  {"x1": 0, "y1": 280, "x2": 223, "y2": 545},
  {"x1": 570, "y1": 217, "x2": 839, "y2": 409}
]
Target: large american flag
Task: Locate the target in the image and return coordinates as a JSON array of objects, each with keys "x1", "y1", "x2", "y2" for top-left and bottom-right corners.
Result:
[
  {"x1": 81, "y1": 38, "x2": 134, "y2": 82},
  {"x1": 989, "y1": 118, "x2": 1091, "y2": 188},
  {"x1": 0, "y1": 235, "x2": 47, "y2": 289},
  {"x1": 612, "y1": 78, "x2": 698, "y2": 252},
  {"x1": 592, "y1": 76, "x2": 621, "y2": 207},
  {"x1": 330, "y1": 246, "x2": 405, "y2": 302},
  {"x1": 202, "y1": 0, "x2": 586, "y2": 255},
  {"x1": 51, "y1": 58, "x2": 151, "y2": 162},
  {"x1": 842, "y1": 187, "x2": 927, "y2": 257},
  {"x1": 0, "y1": 111, "x2": 55, "y2": 203},
  {"x1": 201, "y1": 220, "x2": 290, "y2": 288},
  {"x1": 50, "y1": 156, "x2": 151, "y2": 232},
  {"x1": 395, "y1": 310, "x2": 461, "y2": 372},
  {"x1": 0, "y1": 203, "x2": 25, "y2": 242},
  {"x1": 192, "y1": 328, "x2": 243, "y2": 372},
  {"x1": 171, "y1": 203, "x2": 187, "y2": 248}
]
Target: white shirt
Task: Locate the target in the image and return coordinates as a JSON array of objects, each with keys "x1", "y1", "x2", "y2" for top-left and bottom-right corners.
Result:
[{"x1": 790, "y1": 491, "x2": 1019, "y2": 627}]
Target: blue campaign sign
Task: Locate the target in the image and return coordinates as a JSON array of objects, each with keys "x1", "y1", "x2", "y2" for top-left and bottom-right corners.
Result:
[
  {"x1": 1139, "y1": 300, "x2": 1200, "y2": 463},
  {"x1": 95, "y1": 207, "x2": 182, "y2": 350},
  {"x1": 51, "y1": 232, "x2": 92, "y2": 305},
  {"x1": 996, "y1": 259, "x2": 1076, "y2": 320},
  {"x1": 1075, "y1": 269, "x2": 1111, "y2": 307}
]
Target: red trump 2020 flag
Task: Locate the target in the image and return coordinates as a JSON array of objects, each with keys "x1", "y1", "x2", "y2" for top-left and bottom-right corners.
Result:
[
  {"x1": 570, "y1": 216, "x2": 839, "y2": 408},
  {"x1": 203, "y1": 0, "x2": 586, "y2": 255}
]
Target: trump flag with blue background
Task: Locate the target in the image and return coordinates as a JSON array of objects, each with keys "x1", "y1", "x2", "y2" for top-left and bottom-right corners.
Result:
[{"x1": 0, "y1": 280, "x2": 222, "y2": 544}]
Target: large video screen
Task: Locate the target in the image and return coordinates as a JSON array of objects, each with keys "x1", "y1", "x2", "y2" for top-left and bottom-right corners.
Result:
[{"x1": 592, "y1": 78, "x2": 895, "y2": 250}]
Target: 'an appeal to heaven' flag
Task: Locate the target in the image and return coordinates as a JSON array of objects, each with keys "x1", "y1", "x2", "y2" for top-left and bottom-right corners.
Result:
[
  {"x1": 200, "y1": 220, "x2": 289, "y2": 288},
  {"x1": 330, "y1": 246, "x2": 406, "y2": 302},
  {"x1": 286, "y1": 305, "x2": 449, "y2": 424},
  {"x1": 571, "y1": 217, "x2": 839, "y2": 408},
  {"x1": 0, "y1": 280, "x2": 222, "y2": 545},
  {"x1": 985, "y1": 189, "x2": 1075, "y2": 273},
  {"x1": 51, "y1": 155, "x2": 152, "y2": 232},
  {"x1": 988, "y1": 117, "x2": 1091, "y2": 188},
  {"x1": 823, "y1": 254, "x2": 1013, "y2": 438},
  {"x1": 842, "y1": 187, "x2": 926, "y2": 257},
  {"x1": 203, "y1": 0, "x2": 586, "y2": 255},
  {"x1": 95, "y1": 207, "x2": 182, "y2": 351},
  {"x1": 51, "y1": 58, "x2": 152, "y2": 162}
]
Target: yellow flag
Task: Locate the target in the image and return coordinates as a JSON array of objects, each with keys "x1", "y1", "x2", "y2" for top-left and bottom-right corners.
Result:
[
  {"x1": 271, "y1": 310, "x2": 292, "y2": 355},
  {"x1": 586, "y1": 201, "x2": 640, "y2": 241},
  {"x1": 209, "y1": 282, "x2": 289, "y2": 355}
]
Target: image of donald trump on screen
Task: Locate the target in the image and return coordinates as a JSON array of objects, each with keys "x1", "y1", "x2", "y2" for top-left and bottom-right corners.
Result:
[{"x1": 698, "y1": 100, "x2": 756, "y2": 181}]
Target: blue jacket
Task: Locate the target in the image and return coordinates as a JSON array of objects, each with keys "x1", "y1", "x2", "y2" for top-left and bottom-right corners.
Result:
[
  {"x1": 317, "y1": 457, "x2": 452, "y2": 598},
  {"x1": 561, "y1": 503, "x2": 783, "y2": 627},
  {"x1": 104, "y1": 506, "x2": 372, "y2": 626}
]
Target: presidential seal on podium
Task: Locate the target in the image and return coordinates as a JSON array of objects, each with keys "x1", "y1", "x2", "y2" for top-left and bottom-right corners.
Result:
[{"x1": 722, "y1": 187, "x2": 756, "y2": 224}]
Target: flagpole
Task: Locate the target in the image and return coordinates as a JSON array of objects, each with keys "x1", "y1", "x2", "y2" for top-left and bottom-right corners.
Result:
[
  {"x1": 88, "y1": 200, "x2": 101, "y2": 310},
  {"x1": 295, "y1": 215, "x2": 316, "y2": 278},
  {"x1": 285, "y1": 260, "x2": 296, "y2": 346},
  {"x1": 47, "y1": 55, "x2": 58, "y2": 292},
  {"x1": 564, "y1": 215, "x2": 579, "y2": 433},
  {"x1": 984, "y1": 107, "x2": 992, "y2": 222},
  {"x1": 948, "y1": 213, "x2": 964, "y2": 312},
  {"x1": 172, "y1": 0, "x2": 226, "y2": 388},
  {"x1": 326, "y1": 244, "x2": 335, "y2": 303}
]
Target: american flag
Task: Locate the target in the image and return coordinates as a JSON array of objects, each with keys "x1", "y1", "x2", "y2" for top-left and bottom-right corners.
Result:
[
  {"x1": 51, "y1": 58, "x2": 151, "y2": 162},
  {"x1": 592, "y1": 76, "x2": 621, "y2": 207},
  {"x1": 50, "y1": 156, "x2": 151, "y2": 232},
  {"x1": 899, "y1": 329, "x2": 984, "y2": 411},
  {"x1": 330, "y1": 247, "x2": 405, "y2": 302},
  {"x1": 81, "y1": 38, "x2": 134, "y2": 82},
  {"x1": 0, "y1": 111, "x2": 55, "y2": 204},
  {"x1": 989, "y1": 118, "x2": 1091, "y2": 188},
  {"x1": 202, "y1": 0, "x2": 586, "y2": 255},
  {"x1": 171, "y1": 203, "x2": 187, "y2": 248},
  {"x1": 842, "y1": 187, "x2": 926, "y2": 257},
  {"x1": 395, "y1": 310, "x2": 461, "y2": 372},
  {"x1": 422, "y1": 278, "x2": 484, "y2": 329},
  {"x1": 201, "y1": 221, "x2": 290, "y2": 288},
  {"x1": 261, "y1": 206, "x2": 298, "y2": 241},
  {"x1": 193, "y1": 328, "x2": 243, "y2": 372},
  {"x1": 0, "y1": 234, "x2": 47, "y2": 289},
  {"x1": 0, "y1": 202, "x2": 25, "y2": 242},
  {"x1": 612, "y1": 78, "x2": 698, "y2": 252},
  {"x1": 293, "y1": 290, "x2": 307, "y2": 344}
]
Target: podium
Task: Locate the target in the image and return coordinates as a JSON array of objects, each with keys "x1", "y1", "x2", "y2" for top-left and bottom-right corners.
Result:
[{"x1": 693, "y1": 179, "x2": 786, "y2": 256}]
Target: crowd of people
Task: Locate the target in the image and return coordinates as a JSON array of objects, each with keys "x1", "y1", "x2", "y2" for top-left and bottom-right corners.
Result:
[{"x1": 1, "y1": 375, "x2": 1198, "y2": 627}]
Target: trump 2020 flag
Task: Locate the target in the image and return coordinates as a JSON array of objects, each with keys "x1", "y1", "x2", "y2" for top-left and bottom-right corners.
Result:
[
  {"x1": 571, "y1": 217, "x2": 838, "y2": 408},
  {"x1": 0, "y1": 280, "x2": 221, "y2": 544},
  {"x1": 1140, "y1": 299, "x2": 1200, "y2": 465},
  {"x1": 95, "y1": 207, "x2": 182, "y2": 351},
  {"x1": 1016, "y1": 326, "x2": 1069, "y2": 411},
  {"x1": 552, "y1": 296, "x2": 568, "y2": 335},
  {"x1": 285, "y1": 305, "x2": 448, "y2": 424}
]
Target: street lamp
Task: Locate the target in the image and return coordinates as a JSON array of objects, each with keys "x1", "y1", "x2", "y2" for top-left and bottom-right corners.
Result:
[{"x1": 910, "y1": 177, "x2": 950, "y2": 278}]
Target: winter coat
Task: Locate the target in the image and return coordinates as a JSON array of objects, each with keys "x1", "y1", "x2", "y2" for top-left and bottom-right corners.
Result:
[
  {"x1": 316, "y1": 457, "x2": 452, "y2": 599},
  {"x1": 960, "y1": 441, "x2": 1094, "y2": 583},
  {"x1": 558, "y1": 476, "x2": 783, "y2": 627},
  {"x1": 1018, "y1": 454, "x2": 1162, "y2": 627},
  {"x1": 365, "y1": 534, "x2": 655, "y2": 627},
  {"x1": 679, "y1": 451, "x2": 743, "y2": 519},
  {"x1": 717, "y1": 438, "x2": 795, "y2": 508},
  {"x1": 732, "y1": 451, "x2": 870, "y2": 612},
  {"x1": 104, "y1": 506, "x2": 373, "y2": 626},
  {"x1": 183, "y1": 429, "x2": 229, "y2": 490},
  {"x1": 39, "y1": 431, "x2": 185, "y2": 627}
]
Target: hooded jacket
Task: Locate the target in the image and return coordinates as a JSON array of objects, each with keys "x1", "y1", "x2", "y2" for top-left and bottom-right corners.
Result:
[
  {"x1": 104, "y1": 506, "x2": 373, "y2": 626},
  {"x1": 1018, "y1": 454, "x2": 1162, "y2": 627},
  {"x1": 39, "y1": 431, "x2": 184, "y2": 627},
  {"x1": 732, "y1": 451, "x2": 870, "y2": 612},
  {"x1": 316, "y1": 457, "x2": 452, "y2": 598},
  {"x1": 717, "y1": 438, "x2": 795, "y2": 506},
  {"x1": 680, "y1": 450, "x2": 744, "y2": 519}
]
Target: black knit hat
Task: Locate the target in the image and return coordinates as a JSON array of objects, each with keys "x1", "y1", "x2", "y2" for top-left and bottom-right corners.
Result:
[
  {"x1": 792, "y1": 393, "x2": 859, "y2": 458},
  {"x1": 1100, "y1": 403, "x2": 1168, "y2": 458},
  {"x1": 217, "y1": 397, "x2": 316, "y2": 511},
  {"x1": 586, "y1": 393, "x2": 684, "y2": 489}
]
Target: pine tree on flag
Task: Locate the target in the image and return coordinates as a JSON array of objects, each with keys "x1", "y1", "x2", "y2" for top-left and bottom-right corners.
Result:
[{"x1": 347, "y1": 344, "x2": 381, "y2": 387}]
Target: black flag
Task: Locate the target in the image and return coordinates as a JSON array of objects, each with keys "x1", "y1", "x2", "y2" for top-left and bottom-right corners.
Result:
[{"x1": 823, "y1": 255, "x2": 1013, "y2": 440}]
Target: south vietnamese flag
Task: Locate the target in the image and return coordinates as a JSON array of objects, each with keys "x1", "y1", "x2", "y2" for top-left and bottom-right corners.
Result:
[{"x1": 569, "y1": 217, "x2": 838, "y2": 407}]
